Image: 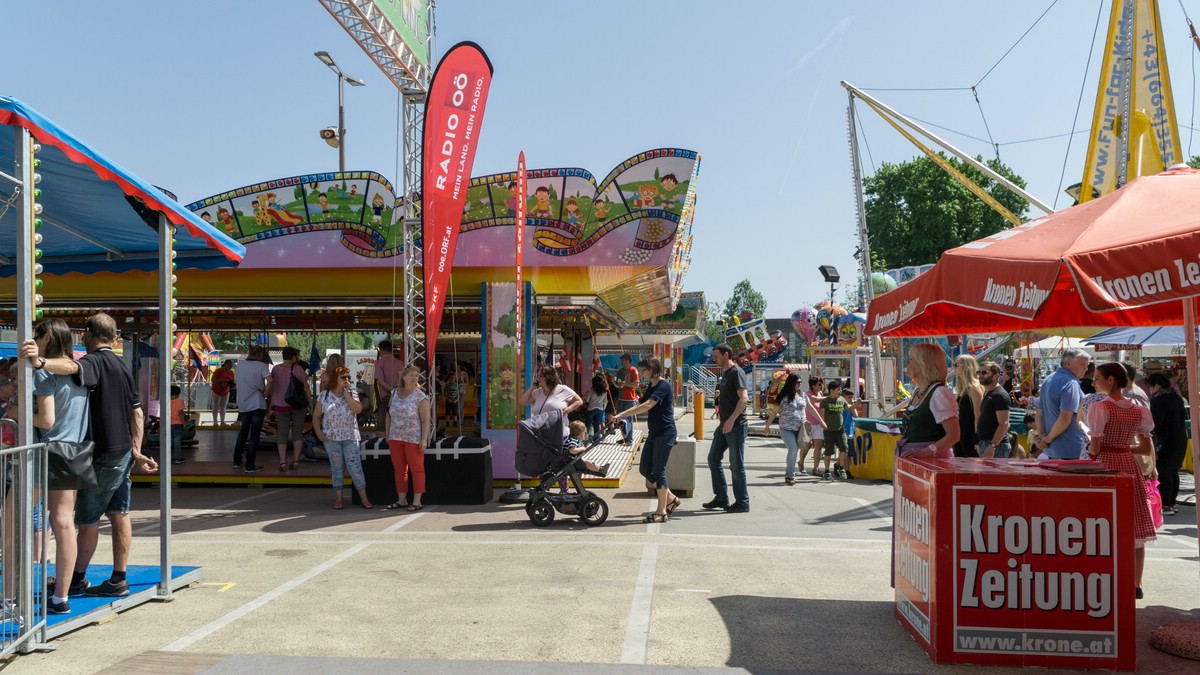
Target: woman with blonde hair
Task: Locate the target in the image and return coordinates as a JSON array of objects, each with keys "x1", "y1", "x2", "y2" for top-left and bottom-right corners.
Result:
[
  {"x1": 952, "y1": 354, "x2": 984, "y2": 457},
  {"x1": 385, "y1": 366, "x2": 431, "y2": 511},
  {"x1": 897, "y1": 342, "x2": 959, "y2": 458}
]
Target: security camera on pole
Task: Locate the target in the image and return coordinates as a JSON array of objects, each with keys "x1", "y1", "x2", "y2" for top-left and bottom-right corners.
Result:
[{"x1": 314, "y1": 50, "x2": 365, "y2": 171}]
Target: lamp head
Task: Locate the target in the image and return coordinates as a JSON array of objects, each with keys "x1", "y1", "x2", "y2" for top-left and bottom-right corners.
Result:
[
  {"x1": 320, "y1": 126, "x2": 340, "y2": 148},
  {"x1": 818, "y1": 265, "x2": 840, "y2": 284}
]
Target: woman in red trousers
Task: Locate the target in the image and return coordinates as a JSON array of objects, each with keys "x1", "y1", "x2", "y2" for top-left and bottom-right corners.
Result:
[{"x1": 385, "y1": 366, "x2": 430, "y2": 511}]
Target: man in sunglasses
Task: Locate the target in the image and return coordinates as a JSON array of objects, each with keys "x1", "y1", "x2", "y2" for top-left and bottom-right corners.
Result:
[{"x1": 975, "y1": 361, "x2": 1012, "y2": 459}]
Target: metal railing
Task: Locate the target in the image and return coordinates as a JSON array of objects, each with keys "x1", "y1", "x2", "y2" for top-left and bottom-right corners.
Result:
[
  {"x1": 686, "y1": 364, "x2": 720, "y2": 399},
  {"x1": 0, "y1": 418, "x2": 50, "y2": 656}
]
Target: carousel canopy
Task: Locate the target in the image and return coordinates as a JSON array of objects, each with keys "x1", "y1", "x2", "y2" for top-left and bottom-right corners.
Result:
[{"x1": 0, "y1": 96, "x2": 244, "y2": 277}]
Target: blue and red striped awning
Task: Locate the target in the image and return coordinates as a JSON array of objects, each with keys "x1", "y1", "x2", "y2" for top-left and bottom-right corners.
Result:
[{"x1": 0, "y1": 95, "x2": 244, "y2": 276}]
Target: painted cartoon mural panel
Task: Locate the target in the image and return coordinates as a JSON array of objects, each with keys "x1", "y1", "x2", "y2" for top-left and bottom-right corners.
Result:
[
  {"x1": 184, "y1": 172, "x2": 400, "y2": 267},
  {"x1": 486, "y1": 282, "x2": 519, "y2": 428},
  {"x1": 184, "y1": 150, "x2": 698, "y2": 271}
]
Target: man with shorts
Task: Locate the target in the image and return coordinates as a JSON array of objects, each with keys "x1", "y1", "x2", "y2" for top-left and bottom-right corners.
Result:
[
  {"x1": 818, "y1": 380, "x2": 848, "y2": 481},
  {"x1": 22, "y1": 312, "x2": 158, "y2": 597},
  {"x1": 704, "y1": 344, "x2": 750, "y2": 512},
  {"x1": 616, "y1": 354, "x2": 640, "y2": 445}
]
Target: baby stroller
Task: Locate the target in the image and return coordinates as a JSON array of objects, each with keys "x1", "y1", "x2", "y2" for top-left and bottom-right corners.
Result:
[{"x1": 516, "y1": 409, "x2": 609, "y2": 527}]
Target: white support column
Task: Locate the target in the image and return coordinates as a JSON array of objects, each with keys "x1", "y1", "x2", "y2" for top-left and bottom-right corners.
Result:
[
  {"x1": 157, "y1": 213, "x2": 174, "y2": 598},
  {"x1": 14, "y1": 126, "x2": 37, "y2": 649},
  {"x1": 846, "y1": 96, "x2": 884, "y2": 410}
]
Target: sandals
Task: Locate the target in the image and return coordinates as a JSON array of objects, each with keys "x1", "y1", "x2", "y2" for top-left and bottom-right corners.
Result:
[
  {"x1": 643, "y1": 513, "x2": 668, "y2": 523},
  {"x1": 406, "y1": 504, "x2": 424, "y2": 512},
  {"x1": 333, "y1": 501, "x2": 344, "y2": 510},
  {"x1": 666, "y1": 496, "x2": 682, "y2": 515},
  {"x1": 386, "y1": 501, "x2": 409, "y2": 510},
  {"x1": 290, "y1": 460, "x2": 300, "y2": 471},
  {"x1": 279, "y1": 463, "x2": 288, "y2": 473}
]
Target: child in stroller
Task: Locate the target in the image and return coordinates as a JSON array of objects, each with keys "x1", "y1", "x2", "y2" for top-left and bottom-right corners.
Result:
[
  {"x1": 516, "y1": 410, "x2": 610, "y2": 527},
  {"x1": 564, "y1": 421, "x2": 610, "y2": 479}
]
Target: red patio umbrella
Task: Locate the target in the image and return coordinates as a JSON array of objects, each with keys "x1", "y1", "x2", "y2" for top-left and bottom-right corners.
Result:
[
  {"x1": 866, "y1": 166, "x2": 1200, "y2": 560},
  {"x1": 865, "y1": 166, "x2": 1200, "y2": 338}
]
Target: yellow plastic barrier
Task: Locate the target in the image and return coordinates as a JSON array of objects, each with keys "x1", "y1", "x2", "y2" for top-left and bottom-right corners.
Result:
[
  {"x1": 848, "y1": 428, "x2": 899, "y2": 481},
  {"x1": 693, "y1": 390, "x2": 705, "y2": 441}
]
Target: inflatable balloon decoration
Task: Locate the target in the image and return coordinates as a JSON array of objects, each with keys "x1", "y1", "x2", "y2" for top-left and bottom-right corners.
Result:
[
  {"x1": 871, "y1": 272, "x2": 898, "y2": 296},
  {"x1": 790, "y1": 307, "x2": 817, "y2": 345}
]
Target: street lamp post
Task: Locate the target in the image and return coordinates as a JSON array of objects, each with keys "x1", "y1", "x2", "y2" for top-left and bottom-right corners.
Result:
[{"x1": 314, "y1": 50, "x2": 365, "y2": 171}]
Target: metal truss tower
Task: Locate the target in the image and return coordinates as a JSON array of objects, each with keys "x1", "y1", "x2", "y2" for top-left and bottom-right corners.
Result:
[{"x1": 317, "y1": 0, "x2": 434, "y2": 369}]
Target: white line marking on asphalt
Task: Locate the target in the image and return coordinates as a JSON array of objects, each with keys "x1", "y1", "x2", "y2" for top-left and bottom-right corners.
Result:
[
  {"x1": 1153, "y1": 532, "x2": 1197, "y2": 549},
  {"x1": 620, "y1": 543, "x2": 658, "y2": 664},
  {"x1": 169, "y1": 539, "x2": 892, "y2": 554},
  {"x1": 383, "y1": 507, "x2": 434, "y2": 532},
  {"x1": 160, "y1": 542, "x2": 369, "y2": 652},
  {"x1": 134, "y1": 489, "x2": 287, "y2": 534},
  {"x1": 852, "y1": 497, "x2": 893, "y2": 527}
]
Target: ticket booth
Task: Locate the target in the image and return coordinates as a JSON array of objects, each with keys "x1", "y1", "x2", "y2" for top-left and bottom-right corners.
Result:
[{"x1": 894, "y1": 456, "x2": 1136, "y2": 670}]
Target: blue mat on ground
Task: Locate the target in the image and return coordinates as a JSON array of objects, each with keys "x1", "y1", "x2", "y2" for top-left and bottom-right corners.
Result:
[{"x1": 42, "y1": 564, "x2": 200, "y2": 627}]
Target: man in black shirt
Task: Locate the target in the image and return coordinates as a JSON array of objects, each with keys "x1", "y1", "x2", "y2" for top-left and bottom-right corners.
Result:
[
  {"x1": 1148, "y1": 372, "x2": 1187, "y2": 515},
  {"x1": 22, "y1": 313, "x2": 158, "y2": 598},
  {"x1": 975, "y1": 361, "x2": 1012, "y2": 459},
  {"x1": 704, "y1": 344, "x2": 750, "y2": 512}
]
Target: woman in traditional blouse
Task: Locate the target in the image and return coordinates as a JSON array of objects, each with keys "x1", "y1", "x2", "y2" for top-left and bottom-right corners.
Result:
[
  {"x1": 1086, "y1": 362, "x2": 1157, "y2": 599},
  {"x1": 897, "y1": 343, "x2": 959, "y2": 457},
  {"x1": 312, "y1": 366, "x2": 369, "y2": 510}
]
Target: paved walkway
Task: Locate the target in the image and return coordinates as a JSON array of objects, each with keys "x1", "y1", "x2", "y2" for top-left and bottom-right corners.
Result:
[{"x1": 9, "y1": 415, "x2": 1200, "y2": 674}]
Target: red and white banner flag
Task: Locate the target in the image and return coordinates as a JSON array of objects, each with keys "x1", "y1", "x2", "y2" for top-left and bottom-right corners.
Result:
[
  {"x1": 515, "y1": 151, "x2": 527, "y2": 408},
  {"x1": 422, "y1": 41, "x2": 494, "y2": 367}
]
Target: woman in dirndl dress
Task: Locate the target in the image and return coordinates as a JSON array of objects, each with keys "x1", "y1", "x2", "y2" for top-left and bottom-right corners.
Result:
[{"x1": 1085, "y1": 362, "x2": 1157, "y2": 600}]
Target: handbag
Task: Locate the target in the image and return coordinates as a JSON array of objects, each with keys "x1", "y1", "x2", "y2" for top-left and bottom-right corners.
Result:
[
  {"x1": 46, "y1": 440, "x2": 98, "y2": 490},
  {"x1": 285, "y1": 369, "x2": 309, "y2": 409},
  {"x1": 1146, "y1": 479, "x2": 1164, "y2": 530}
]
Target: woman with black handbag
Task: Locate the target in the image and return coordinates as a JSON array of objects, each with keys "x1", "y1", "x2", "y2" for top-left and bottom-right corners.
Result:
[{"x1": 31, "y1": 319, "x2": 92, "y2": 615}]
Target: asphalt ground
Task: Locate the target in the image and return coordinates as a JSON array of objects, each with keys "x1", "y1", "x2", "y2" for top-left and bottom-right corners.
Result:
[{"x1": 6, "y1": 415, "x2": 1200, "y2": 674}]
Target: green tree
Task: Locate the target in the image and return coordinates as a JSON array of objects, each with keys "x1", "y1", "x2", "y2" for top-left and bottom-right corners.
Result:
[
  {"x1": 863, "y1": 153, "x2": 1029, "y2": 268},
  {"x1": 702, "y1": 303, "x2": 725, "y2": 343},
  {"x1": 722, "y1": 278, "x2": 767, "y2": 319},
  {"x1": 210, "y1": 332, "x2": 374, "y2": 358},
  {"x1": 1187, "y1": 155, "x2": 1200, "y2": 169}
]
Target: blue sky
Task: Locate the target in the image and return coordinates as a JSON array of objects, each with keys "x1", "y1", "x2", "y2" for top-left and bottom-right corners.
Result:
[{"x1": 6, "y1": 1, "x2": 1200, "y2": 318}]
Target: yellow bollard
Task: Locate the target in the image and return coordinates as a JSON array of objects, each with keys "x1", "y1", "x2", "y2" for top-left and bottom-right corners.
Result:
[{"x1": 693, "y1": 390, "x2": 705, "y2": 440}]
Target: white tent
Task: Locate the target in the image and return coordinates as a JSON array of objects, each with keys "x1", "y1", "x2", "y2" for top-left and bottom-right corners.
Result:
[{"x1": 1017, "y1": 336, "x2": 1096, "y2": 359}]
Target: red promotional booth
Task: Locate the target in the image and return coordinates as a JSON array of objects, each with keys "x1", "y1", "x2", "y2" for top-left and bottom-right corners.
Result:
[{"x1": 894, "y1": 457, "x2": 1136, "y2": 669}]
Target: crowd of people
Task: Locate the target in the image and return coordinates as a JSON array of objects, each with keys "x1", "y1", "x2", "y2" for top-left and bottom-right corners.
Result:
[
  {"x1": 884, "y1": 343, "x2": 1183, "y2": 601},
  {"x1": 3, "y1": 317, "x2": 1193, "y2": 612}
]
